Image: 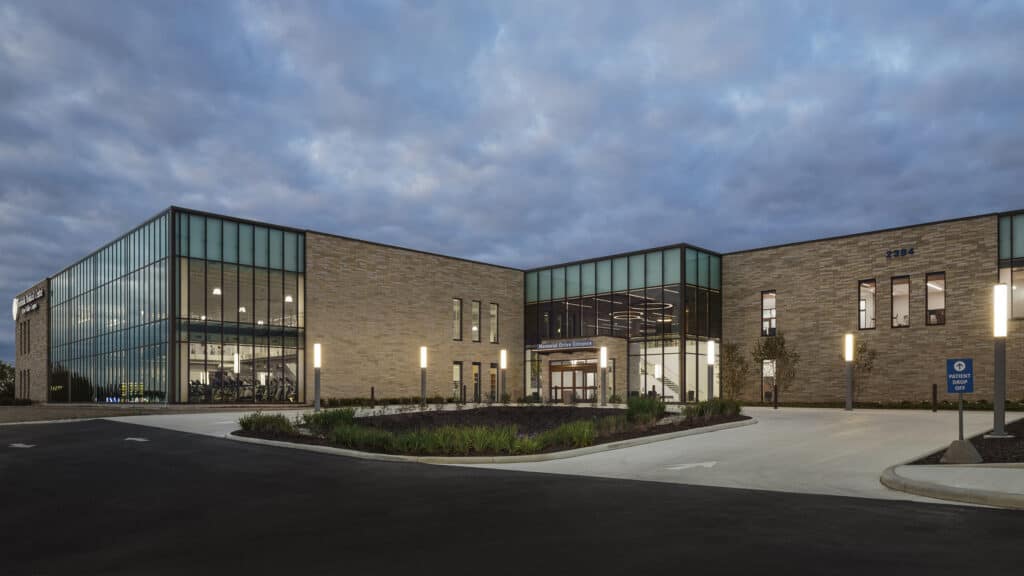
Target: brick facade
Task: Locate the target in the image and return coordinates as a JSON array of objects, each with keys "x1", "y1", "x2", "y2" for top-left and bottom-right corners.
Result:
[
  {"x1": 304, "y1": 233, "x2": 524, "y2": 401},
  {"x1": 14, "y1": 279, "x2": 49, "y2": 402},
  {"x1": 723, "y1": 215, "x2": 1023, "y2": 404}
]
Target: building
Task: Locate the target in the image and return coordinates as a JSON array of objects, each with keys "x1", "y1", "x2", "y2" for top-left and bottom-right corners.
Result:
[{"x1": 12, "y1": 206, "x2": 1024, "y2": 406}]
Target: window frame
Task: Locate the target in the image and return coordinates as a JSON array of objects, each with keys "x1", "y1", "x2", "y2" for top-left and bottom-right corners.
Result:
[
  {"x1": 471, "y1": 300, "x2": 481, "y2": 342},
  {"x1": 858, "y1": 279, "x2": 876, "y2": 330},
  {"x1": 925, "y1": 271, "x2": 946, "y2": 326},
  {"x1": 452, "y1": 298, "x2": 463, "y2": 341},
  {"x1": 891, "y1": 275, "x2": 910, "y2": 329},
  {"x1": 760, "y1": 290, "x2": 777, "y2": 337},
  {"x1": 489, "y1": 302, "x2": 499, "y2": 344}
]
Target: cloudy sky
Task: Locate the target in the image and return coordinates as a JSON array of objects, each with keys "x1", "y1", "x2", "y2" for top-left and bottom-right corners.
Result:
[{"x1": 2, "y1": 0, "x2": 1023, "y2": 362}]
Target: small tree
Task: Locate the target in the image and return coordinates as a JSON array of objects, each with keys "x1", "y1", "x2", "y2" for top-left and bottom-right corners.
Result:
[
  {"x1": 751, "y1": 332, "x2": 801, "y2": 405},
  {"x1": 720, "y1": 342, "x2": 751, "y2": 400},
  {"x1": 848, "y1": 342, "x2": 876, "y2": 403},
  {"x1": 0, "y1": 360, "x2": 14, "y2": 399}
]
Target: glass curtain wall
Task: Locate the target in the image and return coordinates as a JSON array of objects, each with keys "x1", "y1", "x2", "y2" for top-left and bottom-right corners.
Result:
[
  {"x1": 175, "y1": 211, "x2": 305, "y2": 403},
  {"x1": 525, "y1": 245, "x2": 721, "y2": 402},
  {"x1": 49, "y1": 212, "x2": 170, "y2": 403},
  {"x1": 998, "y1": 213, "x2": 1024, "y2": 319}
]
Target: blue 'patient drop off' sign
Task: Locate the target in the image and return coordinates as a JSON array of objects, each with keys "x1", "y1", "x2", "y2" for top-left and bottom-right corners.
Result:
[{"x1": 946, "y1": 358, "x2": 974, "y2": 393}]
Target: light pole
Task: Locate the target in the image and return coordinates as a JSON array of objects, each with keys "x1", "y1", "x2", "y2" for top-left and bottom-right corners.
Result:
[
  {"x1": 990, "y1": 284, "x2": 1013, "y2": 438},
  {"x1": 706, "y1": 340, "x2": 715, "y2": 402},
  {"x1": 599, "y1": 346, "x2": 608, "y2": 405},
  {"x1": 420, "y1": 346, "x2": 428, "y2": 406},
  {"x1": 313, "y1": 343, "x2": 322, "y2": 413},
  {"x1": 844, "y1": 334, "x2": 854, "y2": 411},
  {"x1": 499, "y1": 349, "x2": 507, "y2": 402}
]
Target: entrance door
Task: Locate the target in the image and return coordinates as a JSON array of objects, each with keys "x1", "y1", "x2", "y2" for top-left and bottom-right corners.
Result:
[{"x1": 549, "y1": 360, "x2": 598, "y2": 402}]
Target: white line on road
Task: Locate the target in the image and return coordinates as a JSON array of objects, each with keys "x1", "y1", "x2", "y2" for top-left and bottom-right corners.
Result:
[
  {"x1": 665, "y1": 461, "x2": 717, "y2": 471},
  {"x1": 124, "y1": 437, "x2": 150, "y2": 443},
  {"x1": 9, "y1": 443, "x2": 35, "y2": 449}
]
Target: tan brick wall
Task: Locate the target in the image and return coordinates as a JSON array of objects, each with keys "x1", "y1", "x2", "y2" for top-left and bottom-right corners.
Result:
[
  {"x1": 723, "y1": 215, "x2": 1022, "y2": 404},
  {"x1": 304, "y1": 233, "x2": 524, "y2": 401},
  {"x1": 14, "y1": 279, "x2": 49, "y2": 403}
]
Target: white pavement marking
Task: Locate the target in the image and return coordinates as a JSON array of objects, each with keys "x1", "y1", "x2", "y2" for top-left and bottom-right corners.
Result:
[
  {"x1": 666, "y1": 461, "x2": 716, "y2": 471},
  {"x1": 8, "y1": 443, "x2": 35, "y2": 449},
  {"x1": 124, "y1": 437, "x2": 149, "y2": 442}
]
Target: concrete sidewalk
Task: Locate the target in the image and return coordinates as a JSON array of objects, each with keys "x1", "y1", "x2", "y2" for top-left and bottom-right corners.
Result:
[{"x1": 882, "y1": 463, "x2": 1024, "y2": 509}]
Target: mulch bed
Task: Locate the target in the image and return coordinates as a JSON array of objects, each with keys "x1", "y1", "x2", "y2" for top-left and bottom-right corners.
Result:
[
  {"x1": 912, "y1": 417, "x2": 1024, "y2": 464},
  {"x1": 233, "y1": 407, "x2": 751, "y2": 456}
]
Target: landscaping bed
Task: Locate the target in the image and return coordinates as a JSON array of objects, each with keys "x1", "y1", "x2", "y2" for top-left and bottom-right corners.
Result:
[
  {"x1": 912, "y1": 417, "x2": 1024, "y2": 464},
  {"x1": 234, "y1": 398, "x2": 749, "y2": 457}
]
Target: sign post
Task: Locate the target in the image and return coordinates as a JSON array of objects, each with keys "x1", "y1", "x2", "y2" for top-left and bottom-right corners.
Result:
[{"x1": 946, "y1": 358, "x2": 973, "y2": 441}]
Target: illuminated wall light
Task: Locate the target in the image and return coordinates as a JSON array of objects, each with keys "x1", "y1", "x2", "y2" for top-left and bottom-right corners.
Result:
[
  {"x1": 994, "y1": 284, "x2": 1008, "y2": 338},
  {"x1": 500, "y1": 349, "x2": 507, "y2": 370},
  {"x1": 707, "y1": 340, "x2": 716, "y2": 365},
  {"x1": 420, "y1": 346, "x2": 428, "y2": 369},
  {"x1": 844, "y1": 334, "x2": 854, "y2": 362},
  {"x1": 314, "y1": 343, "x2": 322, "y2": 369},
  {"x1": 654, "y1": 364, "x2": 662, "y2": 380},
  {"x1": 599, "y1": 346, "x2": 608, "y2": 369}
]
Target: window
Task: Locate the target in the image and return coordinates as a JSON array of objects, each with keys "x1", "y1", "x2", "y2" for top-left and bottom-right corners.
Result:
[
  {"x1": 926, "y1": 272, "x2": 945, "y2": 325},
  {"x1": 761, "y1": 291, "x2": 777, "y2": 336},
  {"x1": 452, "y1": 362, "x2": 463, "y2": 401},
  {"x1": 471, "y1": 301, "x2": 481, "y2": 342},
  {"x1": 999, "y1": 266, "x2": 1024, "y2": 319},
  {"x1": 452, "y1": 298, "x2": 462, "y2": 340},
  {"x1": 489, "y1": 303, "x2": 499, "y2": 343},
  {"x1": 891, "y1": 276, "x2": 910, "y2": 328},
  {"x1": 859, "y1": 280, "x2": 876, "y2": 329}
]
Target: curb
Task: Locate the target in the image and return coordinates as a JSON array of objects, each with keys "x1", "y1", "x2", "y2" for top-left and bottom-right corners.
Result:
[
  {"x1": 880, "y1": 465, "x2": 1024, "y2": 510},
  {"x1": 224, "y1": 417, "x2": 758, "y2": 464}
]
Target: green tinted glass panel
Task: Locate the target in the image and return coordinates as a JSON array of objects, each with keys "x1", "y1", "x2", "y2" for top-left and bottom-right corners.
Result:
[
  {"x1": 1015, "y1": 214, "x2": 1024, "y2": 259},
  {"x1": 189, "y1": 214, "x2": 205, "y2": 259},
  {"x1": 176, "y1": 213, "x2": 185, "y2": 257},
  {"x1": 526, "y1": 271, "x2": 538, "y2": 303},
  {"x1": 269, "y1": 229, "x2": 284, "y2": 269},
  {"x1": 206, "y1": 218, "x2": 222, "y2": 261},
  {"x1": 629, "y1": 254, "x2": 645, "y2": 288},
  {"x1": 581, "y1": 262, "x2": 596, "y2": 295},
  {"x1": 646, "y1": 252, "x2": 662, "y2": 287},
  {"x1": 710, "y1": 255, "x2": 721, "y2": 290},
  {"x1": 239, "y1": 224, "x2": 254, "y2": 266},
  {"x1": 297, "y1": 234, "x2": 305, "y2": 272},
  {"x1": 999, "y1": 216, "x2": 1011, "y2": 260},
  {"x1": 566, "y1": 265, "x2": 580, "y2": 297},
  {"x1": 254, "y1": 227, "x2": 268, "y2": 267},
  {"x1": 612, "y1": 258, "x2": 628, "y2": 292},
  {"x1": 698, "y1": 252, "x2": 709, "y2": 287},
  {"x1": 664, "y1": 248, "x2": 681, "y2": 284},
  {"x1": 284, "y1": 232, "x2": 298, "y2": 271},
  {"x1": 596, "y1": 260, "x2": 611, "y2": 292},
  {"x1": 685, "y1": 249, "x2": 697, "y2": 285},
  {"x1": 539, "y1": 269, "x2": 551, "y2": 300},
  {"x1": 223, "y1": 221, "x2": 238, "y2": 263},
  {"x1": 552, "y1": 267, "x2": 565, "y2": 299}
]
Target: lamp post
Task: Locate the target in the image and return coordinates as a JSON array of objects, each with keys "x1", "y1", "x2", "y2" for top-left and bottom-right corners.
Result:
[
  {"x1": 844, "y1": 334, "x2": 854, "y2": 411},
  {"x1": 313, "y1": 343, "x2": 322, "y2": 413},
  {"x1": 706, "y1": 340, "x2": 715, "y2": 402},
  {"x1": 500, "y1": 349, "x2": 507, "y2": 403},
  {"x1": 420, "y1": 346, "x2": 428, "y2": 406},
  {"x1": 599, "y1": 346, "x2": 608, "y2": 405},
  {"x1": 990, "y1": 284, "x2": 1012, "y2": 438}
]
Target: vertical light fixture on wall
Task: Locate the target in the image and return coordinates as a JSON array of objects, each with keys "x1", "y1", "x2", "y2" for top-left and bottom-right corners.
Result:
[
  {"x1": 313, "y1": 343, "x2": 322, "y2": 413},
  {"x1": 499, "y1": 349, "x2": 507, "y2": 403},
  {"x1": 599, "y1": 346, "x2": 608, "y2": 406},
  {"x1": 991, "y1": 285, "x2": 1012, "y2": 438},
  {"x1": 706, "y1": 340, "x2": 716, "y2": 403},
  {"x1": 844, "y1": 334, "x2": 854, "y2": 411},
  {"x1": 420, "y1": 346, "x2": 428, "y2": 406}
]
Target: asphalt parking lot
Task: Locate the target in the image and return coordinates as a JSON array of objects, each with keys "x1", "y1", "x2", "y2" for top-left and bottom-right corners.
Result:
[{"x1": 1, "y1": 418, "x2": 1020, "y2": 576}]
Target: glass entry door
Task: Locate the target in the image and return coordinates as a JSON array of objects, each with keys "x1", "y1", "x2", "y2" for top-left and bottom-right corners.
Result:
[{"x1": 550, "y1": 360, "x2": 598, "y2": 402}]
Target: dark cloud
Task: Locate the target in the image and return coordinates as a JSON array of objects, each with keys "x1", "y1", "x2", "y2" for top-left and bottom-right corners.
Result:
[{"x1": 2, "y1": 0, "x2": 1023, "y2": 361}]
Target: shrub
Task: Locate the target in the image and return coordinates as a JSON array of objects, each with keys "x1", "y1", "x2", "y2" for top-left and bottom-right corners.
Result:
[
  {"x1": 595, "y1": 414, "x2": 629, "y2": 437},
  {"x1": 627, "y1": 396, "x2": 666, "y2": 424},
  {"x1": 500, "y1": 392, "x2": 512, "y2": 403},
  {"x1": 608, "y1": 394, "x2": 624, "y2": 404},
  {"x1": 683, "y1": 399, "x2": 742, "y2": 421},
  {"x1": 302, "y1": 408, "x2": 356, "y2": 435},
  {"x1": 536, "y1": 421, "x2": 596, "y2": 449},
  {"x1": 238, "y1": 412, "x2": 296, "y2": 437},
  {"x1": 329, "y1": 423, "x2": 395, "y2": 452},
  {"x1": 518, "y1": 392, "x2": 541, "y2": 404}
]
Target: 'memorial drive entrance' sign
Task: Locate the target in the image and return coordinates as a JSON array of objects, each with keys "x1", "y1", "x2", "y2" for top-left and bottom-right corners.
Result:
[
  {"x1": 946, "y1": 358, "x2": 974, "y2": 394},
  {"x1": 535, "y1": 339, "x2": 594, "y2": 351}
]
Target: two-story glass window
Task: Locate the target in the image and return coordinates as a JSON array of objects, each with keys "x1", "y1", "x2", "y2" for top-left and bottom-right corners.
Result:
[
  {"x1": 926, "y1": 272, "x2": 945, "y2": 326},
  {"x1": 891, "y1": 276, "x2": 910, "y2": 328},
  {"x1": 761, "y1": 291, "x2": 777, "y2": 336},
  {"x1": 471, "y1": 301, "x2": 481, "y2": 342},
  {"x1": 452, "y1": 298, "x2": 462, "y2": 340},
  {"x1": 489, "y1": 303, "x2": 499, "y2": 343},
  {"x1": 859, "y1": 280, "x2": 876, "y2": 329}
]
